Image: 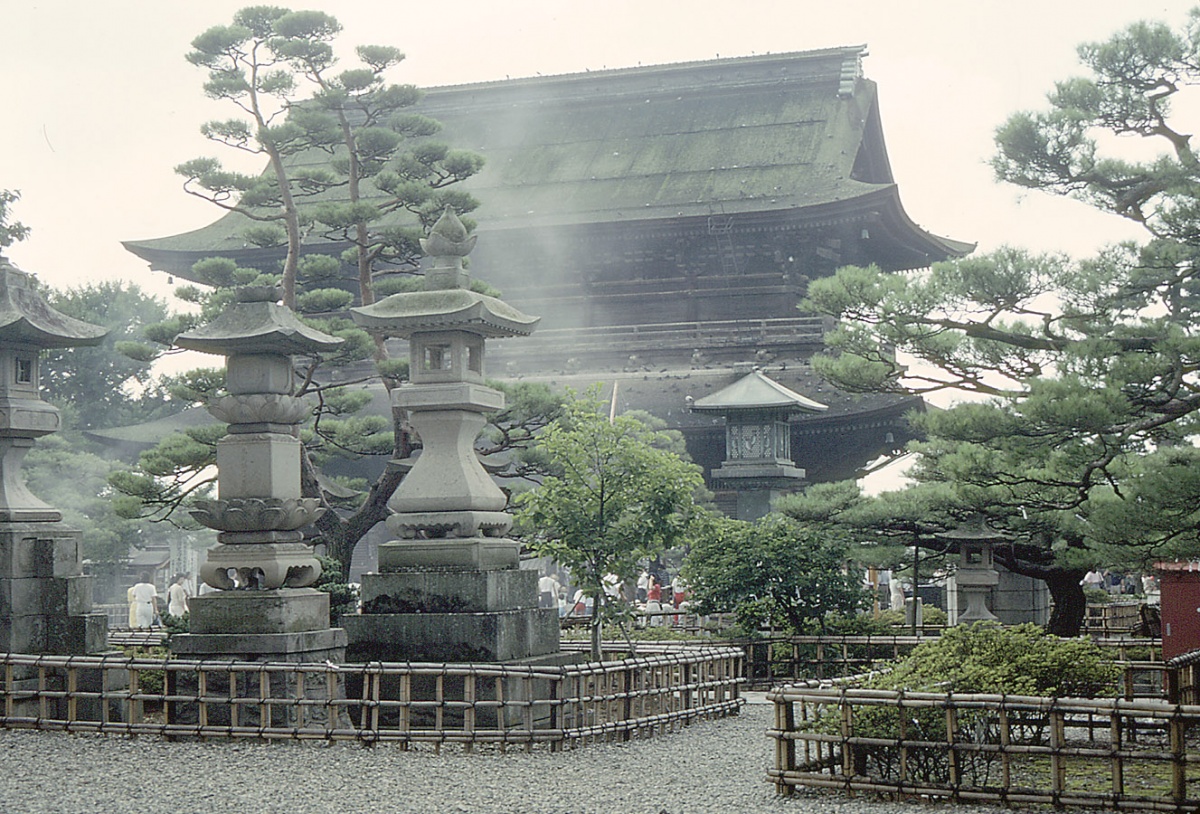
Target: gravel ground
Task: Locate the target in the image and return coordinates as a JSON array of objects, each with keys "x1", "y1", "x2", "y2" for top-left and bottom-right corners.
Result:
[{"x1": 0, "y1": 694, "x2": 1021, "y2": 814}]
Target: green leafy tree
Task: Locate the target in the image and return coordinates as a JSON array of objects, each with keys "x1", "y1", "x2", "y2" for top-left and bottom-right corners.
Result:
[
  {"x1": 515, "y1": 390, "x2": 704, "y2": 659},
  {"x1": 0, "y1": 190, "x2": 30, "y2": 253},
  {"x1": 40, "y1": 282, "x2": 176, "y2": 430},
  {"x1": 686, "y1": 510, "x2": 868, "y2": 634},
  {"x1": 803, "y1": 10, "x2": 1200, "y2": 636}
]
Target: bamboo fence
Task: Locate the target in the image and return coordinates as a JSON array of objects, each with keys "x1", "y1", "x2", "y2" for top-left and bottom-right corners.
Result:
[
  {"x1": 769, "y1": 685, "x2": 1200, "y2": 811},
  {"x1": 0, "y1": 645, "x2": 743, "y2": 750}
]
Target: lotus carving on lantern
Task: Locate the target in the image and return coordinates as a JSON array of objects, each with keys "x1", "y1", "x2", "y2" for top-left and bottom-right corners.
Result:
[
  {"x1": 190, "y1": 497, "x2": 325, "y2": 532},
  {"x1": 206, "y1": 393, "x2": 311, "y2": 426}
]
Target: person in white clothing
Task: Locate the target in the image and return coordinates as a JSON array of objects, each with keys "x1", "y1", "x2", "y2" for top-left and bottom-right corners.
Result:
[
  {"x1": 167, "y1": 573, "x2": 190, "y2": 618},
  {"x1": 129, "y1": 572, "x2": 157, "y2": 630}
]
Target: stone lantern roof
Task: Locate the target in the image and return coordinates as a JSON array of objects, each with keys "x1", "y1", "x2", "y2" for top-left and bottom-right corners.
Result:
[
  {"x1": 0, "y1": 260, "x2": 107, "y2": 348},
  {"x1": 935, "y1": 515, "x2": 1009, "y2": 544},
  {"x1": 691, "y1": 368, "x2": 827, "y2": 414},
  {"x1": 352, "y1": 209, "x2": 539, "y2": 339},
  {"x1": 174, "y1": 285, "x2": 343, "y2": 356}
]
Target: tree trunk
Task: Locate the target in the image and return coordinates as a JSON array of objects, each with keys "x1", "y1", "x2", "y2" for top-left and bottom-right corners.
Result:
[
  {"x1": 1043, "y1": 569, "x2": 1087, "y2": 637},
  {"x1": 991, "y1": 547, "x2": 1087, "y2": 637},
  {"x1": 589, "y1": 593, "x2": 604, "y2": 661}
]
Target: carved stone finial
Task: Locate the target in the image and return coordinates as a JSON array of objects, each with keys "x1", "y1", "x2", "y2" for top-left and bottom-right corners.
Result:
[{"x1": 420, "y1": 208, "x2": 477, "y2": 258}]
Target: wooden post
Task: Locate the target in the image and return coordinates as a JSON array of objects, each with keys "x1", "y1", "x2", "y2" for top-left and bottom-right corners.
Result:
[{"x1": 776, "y1": 697, "x2": 796, "y2": 796}]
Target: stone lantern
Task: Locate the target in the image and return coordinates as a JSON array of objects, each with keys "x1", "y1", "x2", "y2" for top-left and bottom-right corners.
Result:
[
  {"x1": 169, "y1": 285, "x2": 346, "y2": 664},
  {"x1": 690, "y1": 368, "x2": 826, "y2": 520},
  {"x1": 346, "y1": 209, "x2": 560, "y2": 665},
  {"x1": 938, "y1": 516, "x2": 1005, "y2": 624},
  {"x1": 0, "y1": 260, "x2": 109, "y2": 656}
]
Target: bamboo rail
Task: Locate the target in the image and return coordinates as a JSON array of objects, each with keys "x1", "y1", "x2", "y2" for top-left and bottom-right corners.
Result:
[
  {"x1": 0, "y1": 645, "x2": 743, "y2": 750},
  {"x1": 769, "y1": 686, "x2": 1200, "y2": 811}
]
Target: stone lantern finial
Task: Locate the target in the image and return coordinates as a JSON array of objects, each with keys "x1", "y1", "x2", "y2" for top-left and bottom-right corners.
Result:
[{"x1": 420, "y1": 208, "x2": 477, "y2": 291}]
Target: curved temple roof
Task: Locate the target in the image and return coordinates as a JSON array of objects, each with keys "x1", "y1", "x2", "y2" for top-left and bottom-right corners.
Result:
[{"x1": 123, "y1": 47, "x2": 971, "y2": 274}]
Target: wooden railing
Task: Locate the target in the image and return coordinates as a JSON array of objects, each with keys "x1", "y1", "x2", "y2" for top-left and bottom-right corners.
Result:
[
  {"x1": 0, "y1": 645, "x2": 743, "y2": 749},
  {"x1": 769, "y1": 685, "x2": 1200, "y2": 811}
]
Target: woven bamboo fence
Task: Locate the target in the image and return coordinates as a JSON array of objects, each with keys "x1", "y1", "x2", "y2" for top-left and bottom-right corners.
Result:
[
  {"x1": 769, "y1": 685, "x2": 1200, "y2": 811},
  {"x1": 0, "y1": 645, "x2": 743, "y2": 750}
]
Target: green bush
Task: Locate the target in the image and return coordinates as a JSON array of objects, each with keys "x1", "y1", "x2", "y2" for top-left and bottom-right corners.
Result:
[
  {"x1": 873, "y1": 623, "x2": 1119, "y2": 698},
  {"x1": 805, "y1": 624, "x2": 1121, "y2": 785},
  {"x1": 313, "y1": 555, "x2": 359, "y2": 625}
]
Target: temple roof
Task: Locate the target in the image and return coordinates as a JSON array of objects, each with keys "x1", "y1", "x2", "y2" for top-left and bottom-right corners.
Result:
[
  {"x1": 123, "y1": 47, "x2": 971, "y2": 271},
  {"x1": 691, "y1": 369, "x2": 827, "y2": 413}
]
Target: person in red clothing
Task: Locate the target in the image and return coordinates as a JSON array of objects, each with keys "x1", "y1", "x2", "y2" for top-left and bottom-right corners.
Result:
[{"x1": 645, "y1": 575, "x2": 664, "y2": 627}]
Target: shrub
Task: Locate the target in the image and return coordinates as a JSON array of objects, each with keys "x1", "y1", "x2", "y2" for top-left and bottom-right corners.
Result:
[{"x1": 804, "y1": 624, "x2": 1121, "y2": 785}]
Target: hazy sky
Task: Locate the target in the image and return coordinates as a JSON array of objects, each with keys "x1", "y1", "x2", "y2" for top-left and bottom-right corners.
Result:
[{"x1": 2, "y1": 0, "x2": 1195, "y2": 302}]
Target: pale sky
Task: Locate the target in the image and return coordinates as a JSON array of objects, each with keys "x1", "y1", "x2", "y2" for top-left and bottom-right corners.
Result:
[{"x1": 2, "y1": 0, "x2": 1194, "y2": 303}]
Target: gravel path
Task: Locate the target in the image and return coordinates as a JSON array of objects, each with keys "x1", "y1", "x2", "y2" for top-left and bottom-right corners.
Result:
[{"x1": 0, "y1": 695, "x2": 1018, "y2": 814}]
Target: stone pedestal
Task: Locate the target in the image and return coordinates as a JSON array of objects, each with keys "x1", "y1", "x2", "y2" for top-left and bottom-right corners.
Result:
[
  {"x1": 0, "y1": 523, "x2": 107, "y2": 655},
  {"x1": 345, "y1": 565, "x2": 558, "y2": 662}
]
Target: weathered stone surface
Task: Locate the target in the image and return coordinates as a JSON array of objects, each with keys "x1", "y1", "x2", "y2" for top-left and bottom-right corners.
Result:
[
  {"x1": 167, "y1": 628, "x2": 349, "y2": 729},
  {"x1": 0, "y1": 613, "x2": 47, "y2": 652},
  {"x1": 376, "y1": 539, "x2": 520, "y2": 571},
  {"x1": 187, "y1": 588, "x2": 331, "y2": 635},
  {"x1": 169, "y1": 627, "x2": 347, "y2": 658},
  {"x1": 46, "y1": 612, "x2": 106, "y2": 654},
  {"x1": 359, "y1": 568, "x2": 538, "y2": 614},
  {"x1": 343, "y1": 608, "x2": 559, "y2": 663},
  {"x1": 216, "y1": 432, "x2": 302, "y2": 501}
]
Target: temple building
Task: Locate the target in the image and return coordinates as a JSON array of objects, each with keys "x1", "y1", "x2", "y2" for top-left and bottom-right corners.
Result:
[{"x1": 122, "y1": 47, "x2": 972, "y2": 515}]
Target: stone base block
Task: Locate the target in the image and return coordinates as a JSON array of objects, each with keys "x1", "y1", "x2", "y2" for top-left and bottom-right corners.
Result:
[
  {"x1": 0, "y1": 523, "x2": 82, "y2": 579},
  {"x1": 169, "y1": 627, "x2": 347, "y2": 660},
  {"x1": 359, "y1": 568, "x2": 538, "y2": 614},
  {"x1": 0, "y1": 614, "x2": 46, "y2": 652},
  {"x1": 167, "y1": 629, "x2": 348, "y2": 730},
  {"x1": 343, "y1": 607, "x2": 560, "y2": 663},
  {"x1": 40, "y1": 574, "x2": 94, "y2": 617},
  {"x1": 46, "y1": 612, "x2": 107, "y2": 654},
  {"x1": 187, "y1": 588, "x2": 331, "y2": 635},
  {"x1": 377, "y1": 538, "x2": 520, "y2": 571}
]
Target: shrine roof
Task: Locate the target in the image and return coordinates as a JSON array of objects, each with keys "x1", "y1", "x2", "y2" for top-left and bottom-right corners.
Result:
[
  {"x1": 124, "y1": 47, "x2": 970, "y2": 267},
  {"x1": 691, "y1": 369, "x2": 827, "y2": 413}
]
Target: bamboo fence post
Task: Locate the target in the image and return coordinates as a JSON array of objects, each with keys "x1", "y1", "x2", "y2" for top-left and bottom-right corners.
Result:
[
  {"x1": 945, "y1": 700, "x2": 960, "y2": 795},
  {"x1": 1110, "y1": 706, "x2": 1124, "y2": 801},
  {"x1": 67, "y1": 664, "x2": 77, "y2": 724},
  {"x1": 840, "y1": 692, "x2": 854, "y2": 781},
  {"x1": 776, "y1": 696, "x2": 796, "y2": 796},
  {"x1": 463, "y1": 673, "x2": 475, "y2": 754},
  {"x1": 1169, "y1": 710, "x2": 1186, "y2": 807},
  {"x1": 998, "y1": 702, "x2": 1011, "y2": 792},
  {"x1": 898, "y1": 694, "x2": 909, "y2": 784},
  {"x1": 1050, "y1": 707, "x2": 1066, "y2": 802}
]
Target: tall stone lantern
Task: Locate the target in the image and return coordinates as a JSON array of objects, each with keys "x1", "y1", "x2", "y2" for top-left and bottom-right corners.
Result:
[
  {"x1": 169, "y1": 285, "x2": 346, "y2": 664},
  {"x1": 938, "y1": 516, "x2": 1005, "y2": 624},
  {"x1": 0, "y1": 260, "x2": 109, "y2": 656},
  {"x1": 346, "y1": 210, "x2": 560, "y2": 665}
]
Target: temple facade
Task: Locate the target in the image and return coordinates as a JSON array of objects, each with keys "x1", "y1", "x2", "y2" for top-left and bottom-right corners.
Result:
[{"x1": 123, "y1": 47, "x2": 971, "y2": 508}]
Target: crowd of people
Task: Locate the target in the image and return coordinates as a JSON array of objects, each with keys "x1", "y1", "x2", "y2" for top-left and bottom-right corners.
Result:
[{"x1": 537, "y1": 567, "x2": 691, "y2": 626}]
